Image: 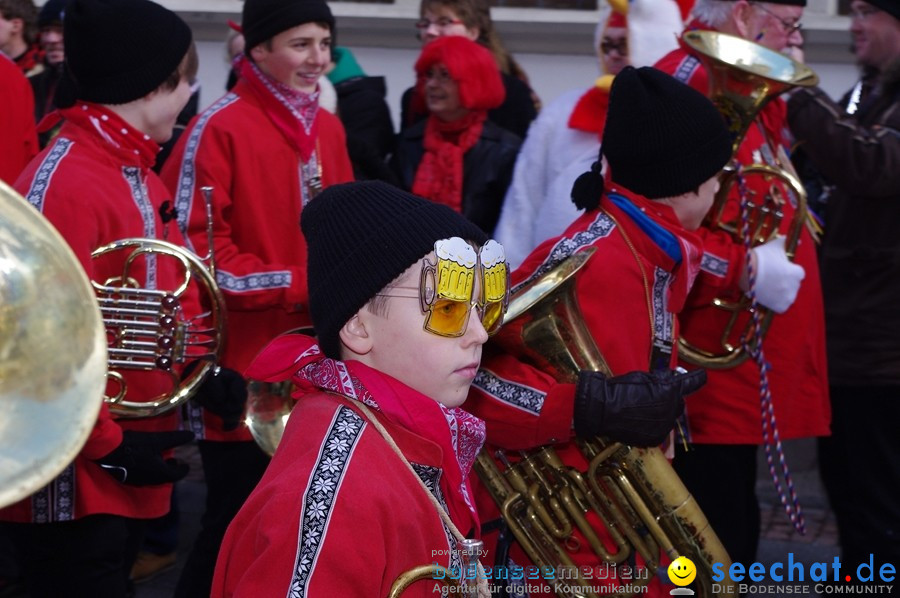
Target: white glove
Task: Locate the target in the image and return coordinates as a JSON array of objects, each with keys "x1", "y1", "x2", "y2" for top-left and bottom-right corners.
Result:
[{"x1": 748, "y1": 236, "x2": 805, "y2": 314}]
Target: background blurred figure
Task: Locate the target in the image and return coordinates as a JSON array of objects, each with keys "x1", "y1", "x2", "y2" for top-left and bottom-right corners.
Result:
[
  {"x1": 0, "y1": 0, "x2": 41, "y2": 75},
  {"x1": 327, "y1": 45, "x2": 397, "y2": 182},
  {"x1": 29, "y1": 0, "x2": 70, "y2": 147},
  {"x1": 224, "y1": 28, "x2": 243, "y2": 91},
  {"x1": 400, "y1": 0, "x2": 537, "y2": 139},
  {"x1": 494, "y1": 0, "x2": 684, "y2": 268},
  {"x1": 655, "y1": 0, "x2": 830, "y2": 566},
  {"x1": 0, "y1": 51, "x2": 37, "y2": 183},
  {"x1": 787, "y1": 0, "x2": 900, "y2": 570},
  {"x1": 392, "y1": 35, "x2": 520, "y2": 234}
]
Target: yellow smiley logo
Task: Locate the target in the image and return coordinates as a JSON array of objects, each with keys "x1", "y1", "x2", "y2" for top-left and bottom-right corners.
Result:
[{"x1": 667, "y1": 556, "x2": 697, "y2": 586}]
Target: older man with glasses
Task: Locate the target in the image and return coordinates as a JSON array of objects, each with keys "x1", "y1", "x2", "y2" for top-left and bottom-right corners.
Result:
[
  {"x1": 654, "y1": 0, "x2": 830, "y2": 568},
  {"x1": 787, "y1": 0, "x2": 900, "y2": 572}
]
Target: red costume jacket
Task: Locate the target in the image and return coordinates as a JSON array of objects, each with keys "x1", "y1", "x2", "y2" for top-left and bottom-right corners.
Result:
[
  {"x1": 2, "y1": 103, "x2": 194, "y2": 522},
  {"x1": 212, "y1": 336, "x2": 484, "y2": 597},
  {"x1": 654, "y1": 25, "x2": 830, "y2": 444},
  {"x1": 161, "y1": 79, "x2": 354, "y2": 442},
  {"x1": 0, "y1": 53, "x2": 38, "y2": 185},
  {"x1": 466, "y1": 186, "x2": 703, "y2": 594}
]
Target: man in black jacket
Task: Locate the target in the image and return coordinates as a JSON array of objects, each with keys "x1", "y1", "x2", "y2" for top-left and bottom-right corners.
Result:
[{"x1": 787, "y1": 0, "x2": 900, "y2": 571}]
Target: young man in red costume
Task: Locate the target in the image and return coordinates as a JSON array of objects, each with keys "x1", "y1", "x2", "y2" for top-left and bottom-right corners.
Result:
[
  {"x1": 0, "y1": 0, "x2": 197, "y2": 595},
  {"x1": 212, "y1": 180, "x2": 508, "y2": 597},
  {"x1": 466, "y1": 66, "x2": 732, "y2": 596},
  {"x1": 654, "y1": 0, "x2": 829, "y2": 565},
  {"x1": 160, "y1": 0, "x2": 354, "y2": 594}
]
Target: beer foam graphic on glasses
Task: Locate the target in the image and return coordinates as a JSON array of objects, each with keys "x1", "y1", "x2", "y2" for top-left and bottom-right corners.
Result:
[
  {"x1": 435, "y1": 237, "x2": 477, "y2": 302},
  {"x1": 480, "y1": 239, "x2": 507, "y2": 305}
]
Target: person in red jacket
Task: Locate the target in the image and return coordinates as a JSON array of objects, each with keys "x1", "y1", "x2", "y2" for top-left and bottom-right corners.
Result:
[
  {"x1": 0, "y1": 0, "x2": 198, "y2": 595},
  {"x1": 0, "y1": 52, "x2": 37, "y2": 184},
  {"x1": 160, "y1": 0, "x2": 354, "y2": 594},
  {"x1": 465, "y1": 66, "x2": 731, "y2": 596},
  {"x1": 212, "y1": 180, "x2": 507, "y2": 597},
  {"x1": 654, "y1": 0, "x2": 830, "y2": 566}
]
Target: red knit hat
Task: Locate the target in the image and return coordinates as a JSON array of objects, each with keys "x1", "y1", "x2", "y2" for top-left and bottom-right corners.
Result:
[{"x1": 414, "y1": 36, "x2": 505, "y2": 111}]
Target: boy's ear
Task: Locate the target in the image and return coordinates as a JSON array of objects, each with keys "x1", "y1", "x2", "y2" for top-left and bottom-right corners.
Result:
[
  {"x1": 249, "y1": 43, "x2": 267, "y2": 64},
  {"x1": 338, "y1": 312, "x2": 373, "y2": 356}
]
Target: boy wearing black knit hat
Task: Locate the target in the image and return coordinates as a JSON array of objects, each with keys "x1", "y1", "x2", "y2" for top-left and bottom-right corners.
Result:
[
  {"x1": 210, "y1": 180, "x2": 507, "y2": 597},
  {"x1": 160, "y1": 0, "x2": 354, "y2": 594},
  {"x1": 466, "y1": 66, "x2": 730, "y2": 592},
  {"x1": 1, "y1": 0, "x2": 198, "y2": 595}
]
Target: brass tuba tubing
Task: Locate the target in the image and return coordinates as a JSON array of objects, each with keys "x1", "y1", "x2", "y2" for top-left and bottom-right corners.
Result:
[
  {"x1": 677, "y1": 31, "x2": 817, "y2": 369},
  {"x1": 474, "y1": 249, "x2": 736, "y2": 598}
]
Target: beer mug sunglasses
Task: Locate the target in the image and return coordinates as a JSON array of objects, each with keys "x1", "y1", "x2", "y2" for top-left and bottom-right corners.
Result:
[{"x1": 379, "y1": 238, "x2": 509, "y2": 338}]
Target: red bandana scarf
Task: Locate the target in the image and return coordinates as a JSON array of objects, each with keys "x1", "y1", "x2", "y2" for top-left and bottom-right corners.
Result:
[
  {"x1": 245, "y1": 334, "x2": 486, "y2": 529},
  {"x1": 234, "y1": 55, "x2": 320, "y2": 162},
  {"x1": 58, "y1": 102, "x2": 160, "y2": 169},
  {"x1": 411, "y1": 111, "x2": 487, "y2": 214}
]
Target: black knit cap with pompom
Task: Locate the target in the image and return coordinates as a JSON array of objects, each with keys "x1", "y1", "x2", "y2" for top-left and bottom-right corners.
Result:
[
  {"x1": 59, "y1": 0, "x2": 191, "y2": 107},
  {"x1": 302, "y1": 181, "x2": 488, "y2": 359},
  {"x1": 242, "y1": 0, "x2": 335, "y2": 52},
  {"x1": 572, "y1": 66, "x2": 732, "y2": 208},
  {"x1": 603, "y1": 66, "x2": 732, "y2": 199}
]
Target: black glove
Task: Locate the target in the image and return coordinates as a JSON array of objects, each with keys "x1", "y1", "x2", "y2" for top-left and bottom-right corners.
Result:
[
  {"x1": 185, "y1": 362, "x2": 248, "y2": 431},
  {"x1": 573, "y1": 369, "x2": 706, "y2": 447},
  {"x1": 95, "y1": 430, "x2": 195, "y2": 486}
]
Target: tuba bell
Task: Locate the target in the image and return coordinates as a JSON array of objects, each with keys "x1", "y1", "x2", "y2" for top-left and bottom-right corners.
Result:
[
  {"x1": 92, "y1": 186, "x2": 226, "y2": 418},
  {"x1": 0, "y1": 181, "x2": 107, "y2": 508},
  {"x1": 677, "y1": 30, "x2": 818, "y2": 369},
  {"x1": 474, "y1": 249, "x2": 735, "y2": 598}
]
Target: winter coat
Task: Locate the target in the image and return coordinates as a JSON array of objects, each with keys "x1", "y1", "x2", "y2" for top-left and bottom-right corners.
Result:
[
  {"x1": 788, "y1": 58, "x2": 900, "y2": 386},
  {"x1": 392, "y1": 119, "x2": 521, "y2": 234}
]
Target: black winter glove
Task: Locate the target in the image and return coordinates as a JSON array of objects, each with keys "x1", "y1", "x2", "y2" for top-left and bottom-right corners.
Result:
[
  {"x1": 573, "y1": 369, "x2": 706, "y2": 447},
  {"x1": 95, "y1": 430, "x2": 195, "y2": 486},
  {"x1": 185, "y1": 362, "x2": 248, "y2": 431}
]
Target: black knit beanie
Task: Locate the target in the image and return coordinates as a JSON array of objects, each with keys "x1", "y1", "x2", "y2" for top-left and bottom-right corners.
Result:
[
  {"x1": 242, "y1": 0, "x2": 335, "y2": 52},
  {"x1": 302, "y1": 181, "x2": 488, "y2": 359},
  {"x1": 38, "y1": 0, "x2": 70, "y2": 28},
  {"x1": 59, "y1": 0, "x2": 191, "y2": 106},
  {"x1": 866, "y1": 0, "x2": 900, "y2": 20},
  {"x1": 601, "y1": 66, "x2": 732, "y2": 200}
]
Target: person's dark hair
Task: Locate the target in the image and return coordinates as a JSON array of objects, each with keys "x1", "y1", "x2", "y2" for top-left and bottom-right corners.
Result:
[
  {"x1": 0, "y1": 0, "x2": 38, "y2": 45},
  {"x1": 419, "y1": 0, "x2": 519, "y2": 76},
  {"x1": 160, "y1": 42, "x2": 198, "y2": 92}
]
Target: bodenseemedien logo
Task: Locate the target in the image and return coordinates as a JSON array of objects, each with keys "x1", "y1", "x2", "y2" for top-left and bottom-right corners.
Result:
[{"x1": 669, "y1": 556, "x2": 697, "y2": 596}]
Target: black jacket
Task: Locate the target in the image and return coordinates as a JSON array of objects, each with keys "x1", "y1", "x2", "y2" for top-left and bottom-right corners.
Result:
[
  {"x1": 788, "y1": 58, "x2": 900, "y2": 385},
  {"x1": 392, "y1": 119, "x2": 521, "y2": 235}
]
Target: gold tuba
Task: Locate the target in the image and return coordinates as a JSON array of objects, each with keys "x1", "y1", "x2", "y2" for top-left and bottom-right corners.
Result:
[
  {"x1": 92, "y1": 187, "x2": 226, "y2": 418},
  {"x1": 677, "y1": 30, "x2": 818, "y2": 369},
  {"x1": 0, "y1": 181, "x2": 107, "y2": 508},
  {"x1": 474, "y1": 250, "x2": 735, "y2": 598}
]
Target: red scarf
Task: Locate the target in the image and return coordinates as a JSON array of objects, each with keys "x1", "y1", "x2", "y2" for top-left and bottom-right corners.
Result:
[
  {"x1": 235, "y1": 55, "x2": 320, "y2": 162},
  {"x1": 245, "y1": 334, "x2": 486, "y2": 531},
  {"x1": 411, "y1": 111, "x2": 486, "y2": 213},
  {"x1": 57, "y1": 102, "x2": 160, "y2": 169}
]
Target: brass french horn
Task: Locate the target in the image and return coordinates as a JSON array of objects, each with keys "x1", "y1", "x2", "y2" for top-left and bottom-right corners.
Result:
[
  {"x1": 474, "y1": 250, "x2": 735, "y2": 598},
  {"x1": 0, "y1": 181, "x2": 107, "y2": 508},
  {"x1": 93, "y1": 187, "x2": 227, "y2": 418},
  {"x1": 677, "y1": 30, "x2": 818, "y2": 369}
]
